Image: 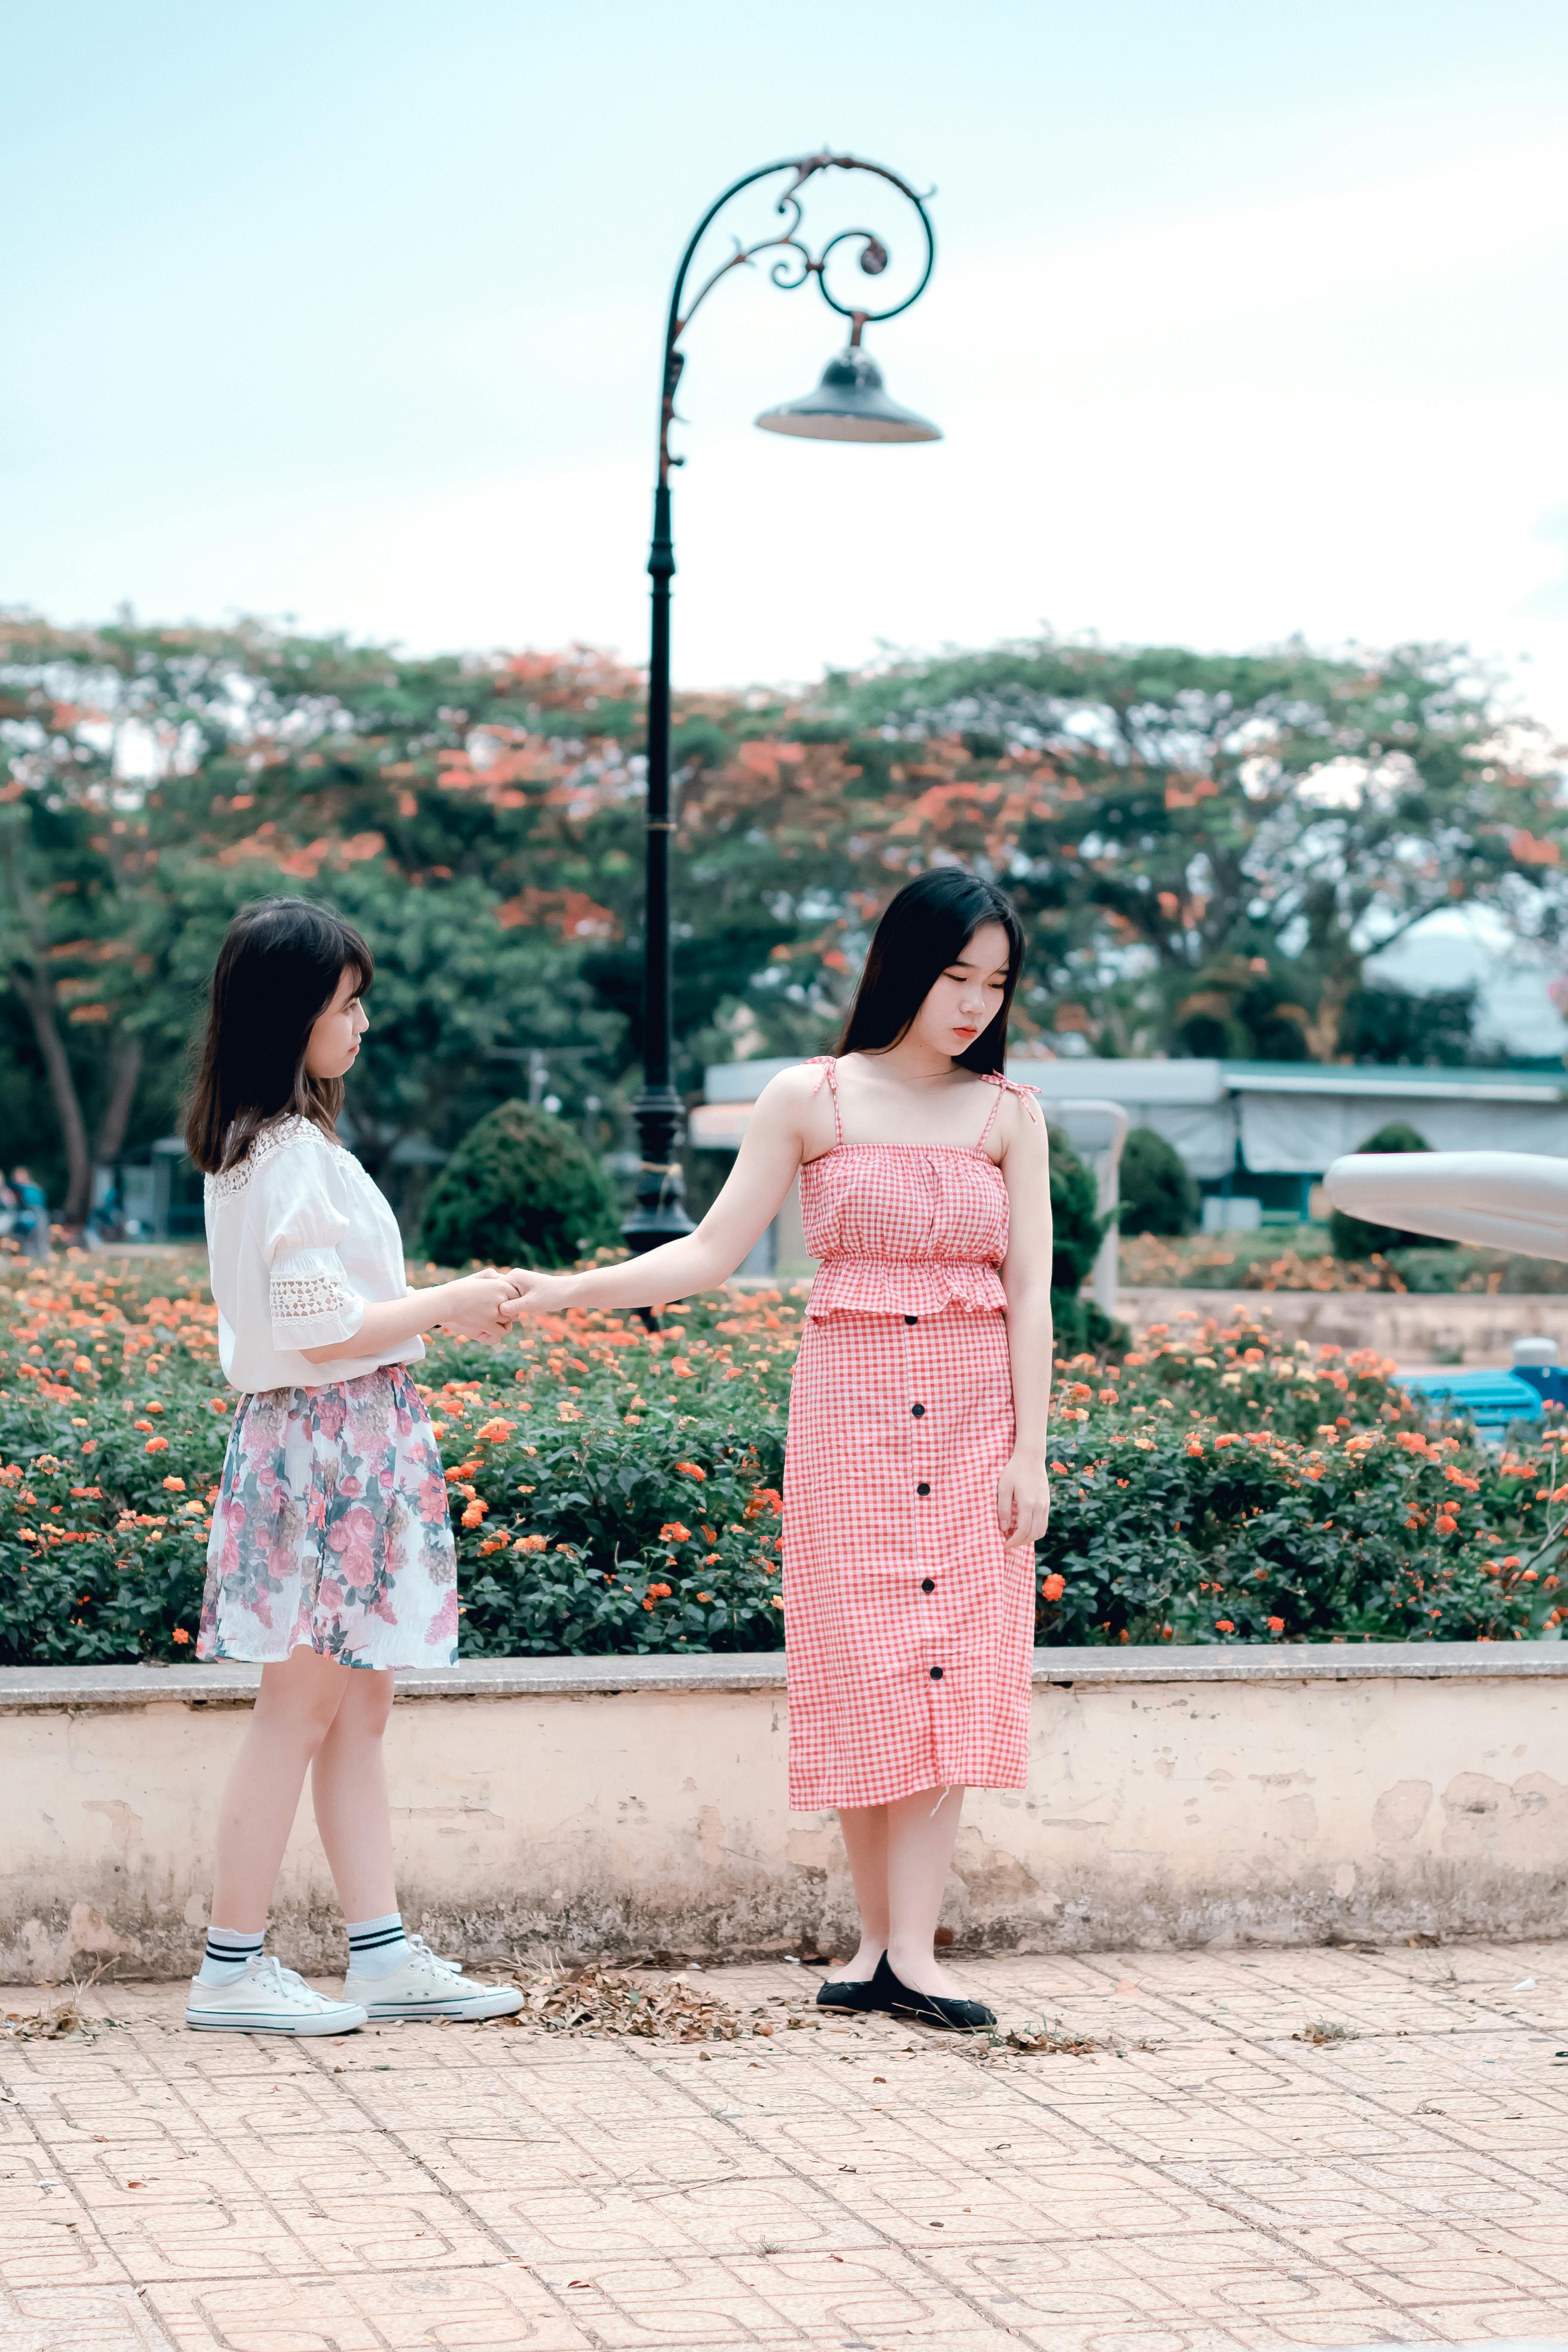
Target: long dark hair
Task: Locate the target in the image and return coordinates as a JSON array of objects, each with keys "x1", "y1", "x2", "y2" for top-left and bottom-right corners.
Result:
[
  {"x1": 838, "y1": 868, "x2": 1025, "y2": 1074},
  {"x1": 184, "y1": 898, "x2": 374, "y2": 1174}
]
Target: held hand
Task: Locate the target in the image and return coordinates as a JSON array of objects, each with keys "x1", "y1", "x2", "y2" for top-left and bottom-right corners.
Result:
[
  {"x1": 996, "y1": 1453, "x2": 1051, "y2": 1548},
  {"x1": 436, "y1": 1271, "x2": 521, "y2": 1344},
  {"x1": 496, "y1": 1268, "x2": 579, "y2": 1320}
]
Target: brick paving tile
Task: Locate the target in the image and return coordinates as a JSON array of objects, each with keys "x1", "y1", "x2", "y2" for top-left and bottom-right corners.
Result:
[
  {"x1": 4, "y1": 1944, "x2": 1568, "y2": 2349},
  {"x1": 0, "y1": 2282, "x2": 173, "y2": 2352}
]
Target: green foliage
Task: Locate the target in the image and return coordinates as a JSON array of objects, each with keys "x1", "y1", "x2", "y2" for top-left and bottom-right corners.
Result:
[
  {"x1": 1, "y1": 1264, "x2": 1560, "y2": 1664},
  {"x1": 417, "y1": 1099, "x2": 621, "y2": 1269},
  {"x1": 1341, "y1": 985, "x2": 1478, "y2": 1067},
  {"x1": 829, "y1": 636, "x2": 1568, "y2": 1060},
  {"x1": 1038, "y1": 1317, "x2": 1560, "y2": 1645},
  {"x1": 6, "y1": 617, "x2": 1564, "y2": 1231},
  {"x1": 1118, "y1": 1125, "x2": 1199, "y2": 1236},
  {"x1": 1047, "y1": 1123, "x2": 1115, "y2": 1353},
  {"x1": 1328, "y1": 1121, "x2": 1452, "y2": 1261}
]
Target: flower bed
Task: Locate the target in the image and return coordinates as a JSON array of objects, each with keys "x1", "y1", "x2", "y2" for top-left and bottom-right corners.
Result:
[
  {"x1": 1121, "y1": 1229, "x2": 1568, "y2": 1295},
  {"x1": 0, "y1": 1259, "x2": 1561, "y2": 1662}
]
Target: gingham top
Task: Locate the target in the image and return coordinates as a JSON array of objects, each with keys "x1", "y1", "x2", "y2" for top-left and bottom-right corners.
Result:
[{"x1": 799, "y1": 1059, "x2": 1037, "y2": 1318}]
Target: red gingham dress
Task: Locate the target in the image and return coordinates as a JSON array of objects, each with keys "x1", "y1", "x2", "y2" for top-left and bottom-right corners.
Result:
[{"x1": 782, "y1": 1059, "x2": 1038, "y2": 1810}]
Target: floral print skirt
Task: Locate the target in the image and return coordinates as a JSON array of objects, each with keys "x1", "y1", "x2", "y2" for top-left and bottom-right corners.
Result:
[{"x1": 198, "y1": 1366, "x2": 457, "y2": 1670}]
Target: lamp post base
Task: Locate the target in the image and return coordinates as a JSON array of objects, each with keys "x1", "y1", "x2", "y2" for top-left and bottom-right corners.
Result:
[{"x1": 623, "y1": 1084, "x2": 695, "y2": 1253}]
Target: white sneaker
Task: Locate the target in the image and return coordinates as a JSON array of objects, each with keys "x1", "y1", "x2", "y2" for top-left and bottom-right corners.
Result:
[
  {"x1": 185, "y1": 1953, "x2": 368, "y2": 2036},
  {"x1": 343, "y1": 1933, "x2": 524, "y2": 2021}
]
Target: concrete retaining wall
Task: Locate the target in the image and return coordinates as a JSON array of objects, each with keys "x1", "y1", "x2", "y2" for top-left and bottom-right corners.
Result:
[{"x1": 4, "y1": 1647, "x2": 1565, "y2": 1981}]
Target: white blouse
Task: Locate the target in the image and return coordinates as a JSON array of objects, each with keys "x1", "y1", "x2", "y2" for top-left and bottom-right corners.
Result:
[{"x1": 205, "y1": 1115, "x2": 423, "y2": 1394}]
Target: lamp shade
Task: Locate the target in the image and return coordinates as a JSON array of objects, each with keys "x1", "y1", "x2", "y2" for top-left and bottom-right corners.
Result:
[{"x1": 755, "y1": 346, "x2": 941, "y2": 443}]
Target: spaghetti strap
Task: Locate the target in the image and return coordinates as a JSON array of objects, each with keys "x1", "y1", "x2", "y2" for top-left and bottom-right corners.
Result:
[
  {"x1": 976, "y1": 1069, "x2": 1041, "y2": 1149},
  {"x1": 808, "y1": 1054, "x2": 844, "y2": 1146}
]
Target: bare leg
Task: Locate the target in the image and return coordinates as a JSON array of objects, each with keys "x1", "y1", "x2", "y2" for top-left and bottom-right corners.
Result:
[
  {"x1": 829, "y1": 1804, "x2": 890, "y2": 1981},
  {"x1": 885, "y1": 1785, "x2": 968, "y2": 1999},
  {"x1": 209, "y1": 1648, "x2": 353, "y2": 1931},
  {"x1": 310, "y1": 1668, "x2": 398, "y2": 1922}
]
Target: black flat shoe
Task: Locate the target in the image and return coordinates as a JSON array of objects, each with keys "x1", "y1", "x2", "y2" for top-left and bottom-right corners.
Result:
[
  {"x1": 815, "y1": 1969, "x2": 886, "y2": 2013},
  {"x1": 871, "y1": 1952, "x2": 995, "y2": 2032}
]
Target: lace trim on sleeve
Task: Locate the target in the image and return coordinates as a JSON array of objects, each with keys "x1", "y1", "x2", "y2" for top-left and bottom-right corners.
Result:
[{"x1": 268, "y1": 1268, "x2": 365, "y2": 1346}]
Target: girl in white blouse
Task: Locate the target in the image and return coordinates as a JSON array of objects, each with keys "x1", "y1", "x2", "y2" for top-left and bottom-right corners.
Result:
[{"x1": 182, "y1": 897, "x2": 526, "y2": 2036}]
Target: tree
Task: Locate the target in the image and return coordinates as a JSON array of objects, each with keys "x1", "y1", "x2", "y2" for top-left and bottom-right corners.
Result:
[
  {"x1": 816, "y1": 637, "x2": 1568, "y2": 1060},
  {"x1": 6, "y1": 615, "x2": 1565, "y2": 1214},
  {"x1": 1338, "y1": 984, "x2": 1478, "y2": 1067}
]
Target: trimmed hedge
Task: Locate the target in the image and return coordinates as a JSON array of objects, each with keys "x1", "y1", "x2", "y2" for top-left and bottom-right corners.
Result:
[
  {"x1": 0, "y1": 1258, "x2": 1561, "y2": 1664},
  {"x1": 1118, "y1": 1125, "x2": 1200, "y2": 1237},
  {"x1": 418, "y1": 1098, "x2": 621, "y2": 1270}
]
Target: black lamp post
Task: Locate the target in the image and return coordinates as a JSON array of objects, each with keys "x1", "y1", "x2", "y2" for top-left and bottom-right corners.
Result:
[{"x1": 624, "y1": 150, "x2": 941, "y2": 1253}]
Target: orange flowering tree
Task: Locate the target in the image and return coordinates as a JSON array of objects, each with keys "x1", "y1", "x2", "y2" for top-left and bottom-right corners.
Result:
[{"x1": 6, "y1": 615, "x2": 1564, "y2": 1210}]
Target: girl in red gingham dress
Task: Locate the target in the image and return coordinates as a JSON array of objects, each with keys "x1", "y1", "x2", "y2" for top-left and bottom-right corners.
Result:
[{"x1": 504, "y1": 869, "x2": 1054, "y2": 2030}]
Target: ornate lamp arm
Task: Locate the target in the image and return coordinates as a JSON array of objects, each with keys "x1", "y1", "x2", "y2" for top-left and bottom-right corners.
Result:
[{"x1": 655, "y1": 151, "x2": 937, "y2": 486}]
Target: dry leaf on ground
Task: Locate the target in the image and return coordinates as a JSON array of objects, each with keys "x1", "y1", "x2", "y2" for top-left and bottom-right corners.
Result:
[{"x1": 507, "y1": 1958, "x2": 768, "y2": 2042}]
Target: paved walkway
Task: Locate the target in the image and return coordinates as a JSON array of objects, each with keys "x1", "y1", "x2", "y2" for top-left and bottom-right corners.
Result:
[{"x1": 3, "y1": 1942, "x2": 1567, "y2": 2351}]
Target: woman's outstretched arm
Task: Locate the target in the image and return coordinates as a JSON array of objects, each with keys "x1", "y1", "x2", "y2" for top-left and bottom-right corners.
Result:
[{"x1": 499, "y1": 1065, "x2": 821, "y2": 1320}]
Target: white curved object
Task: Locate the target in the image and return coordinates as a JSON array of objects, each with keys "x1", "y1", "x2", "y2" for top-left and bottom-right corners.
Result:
[{"x1": 1323, "y1": 1149, "x2": 1568, "y2": 1263}]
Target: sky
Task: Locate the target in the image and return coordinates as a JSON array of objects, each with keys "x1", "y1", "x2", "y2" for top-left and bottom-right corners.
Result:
[{"x1": 7, "y1": 0, "x2": 1568, "y2": 1038}]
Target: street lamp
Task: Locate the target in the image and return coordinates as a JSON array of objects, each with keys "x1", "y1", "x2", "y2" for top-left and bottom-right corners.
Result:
[{"x1": 624, "y1": 150, "x2": 941, "y2": 1253}]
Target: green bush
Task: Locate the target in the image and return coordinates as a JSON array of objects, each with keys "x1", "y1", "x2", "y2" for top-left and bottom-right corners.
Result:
[
  {"x1": 3, "y1": 1261, "x2": 1559, "y2": 1665},
  {"x1": 418, "y1": 1099, "x2": 621, "y2": 1269},
  {"x1": 1047, "y1": 1122, "x2": 1117, "y2": 1353},
  {"x1": 1118, "y1": 1125, "x2": 1200, "y2": 1236},
  {"x1": 1329, "y1": 1121, "x2": 1455, "y2": 1261}
]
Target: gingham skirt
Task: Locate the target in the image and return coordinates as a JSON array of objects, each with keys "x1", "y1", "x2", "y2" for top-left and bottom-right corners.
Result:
[{"x1": 782, "y1": 1305, "x2": 1035, "y2": 1809}]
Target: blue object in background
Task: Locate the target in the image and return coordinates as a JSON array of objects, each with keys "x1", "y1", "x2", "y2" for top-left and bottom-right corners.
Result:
[
  {"x1": 1395, "y1": 1371, "x2": 1544, "y2": 1433},
  {"x1": 1510, "y1": 1363, "x2": 1568, "y2": 1410}
]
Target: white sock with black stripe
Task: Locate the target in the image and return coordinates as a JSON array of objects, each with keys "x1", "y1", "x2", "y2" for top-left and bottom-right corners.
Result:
[
  {"x1": 346, "y1": 1912, "x2": 411, "y2": 1979},
  {"x1": 196, "y1": 1926, "x2": 264, "y2": 1986}
]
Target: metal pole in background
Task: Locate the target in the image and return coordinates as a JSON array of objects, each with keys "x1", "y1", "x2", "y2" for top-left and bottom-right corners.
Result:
[{"x1": 622, "y1": 152, "x2": 940, "y2": 1256}]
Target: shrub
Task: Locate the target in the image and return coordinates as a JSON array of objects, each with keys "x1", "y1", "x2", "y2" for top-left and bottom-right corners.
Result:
[
  {"x1": 2, "y1": 1262, "x2": 1560, "y2": 1665},
  {"x1": 1118, "y1": 1126, "x2": 1199, "y2": 1237},
  {"x1": 418, "y1": 1099, "x2": 620, "y2": 1269},
  {"x1": 1048, "y1": 1123, "x2": 1116, "y2": 1352},
  {"x1": 1329, "y1": 1121, "x2": 1453, "y2": 1261}
]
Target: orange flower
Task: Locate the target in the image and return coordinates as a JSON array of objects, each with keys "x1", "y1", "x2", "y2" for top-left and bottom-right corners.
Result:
[
  {"x1": 162, "y1": 1476, "x2": 186, "y2": 1493},
  {"x1": 674, "y1": 1461, "x2": 706, "y2": 1481},
  {"x1": 695, "y1": 1590, "x2": 713, "y2": 1602},
  {"x1": 513, "y1": 1534, "x2": 547, "y2": 1553},
  {"x1": 659, "y1": 1522, "x2": 690, "y2": 1544},
  {"x1": 461, "y1": 1501, "x2": 487, "y2": 1527},
  {"x1": 1215, "y1": 1618, "x2": 1234, "y2": 1632},
  {"x1": 144, "y1": 1436, "x2": 169, "y2": 1454},
  {"x1": 171, "y1": 1628, "x2": 191, "y2": 1645},
  {"x1": 1266, "y1": 1615, "x2": 1284, "y2": 1632},
  {"x1": 1040, "y1": 1572, "x2": 1066, "y2": 1601}
]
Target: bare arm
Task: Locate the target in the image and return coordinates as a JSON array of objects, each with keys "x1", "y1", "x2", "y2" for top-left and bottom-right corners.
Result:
[
  {"x1": 301, "y1": 1271, "x2": 521, "y2": 1365},
  {"x1": 499, "y1": 1068, "x2": 820, "y2": 1318},
  {"x1": 994, "y1": 1095, "x2": 1054, "y2": 1546}
]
